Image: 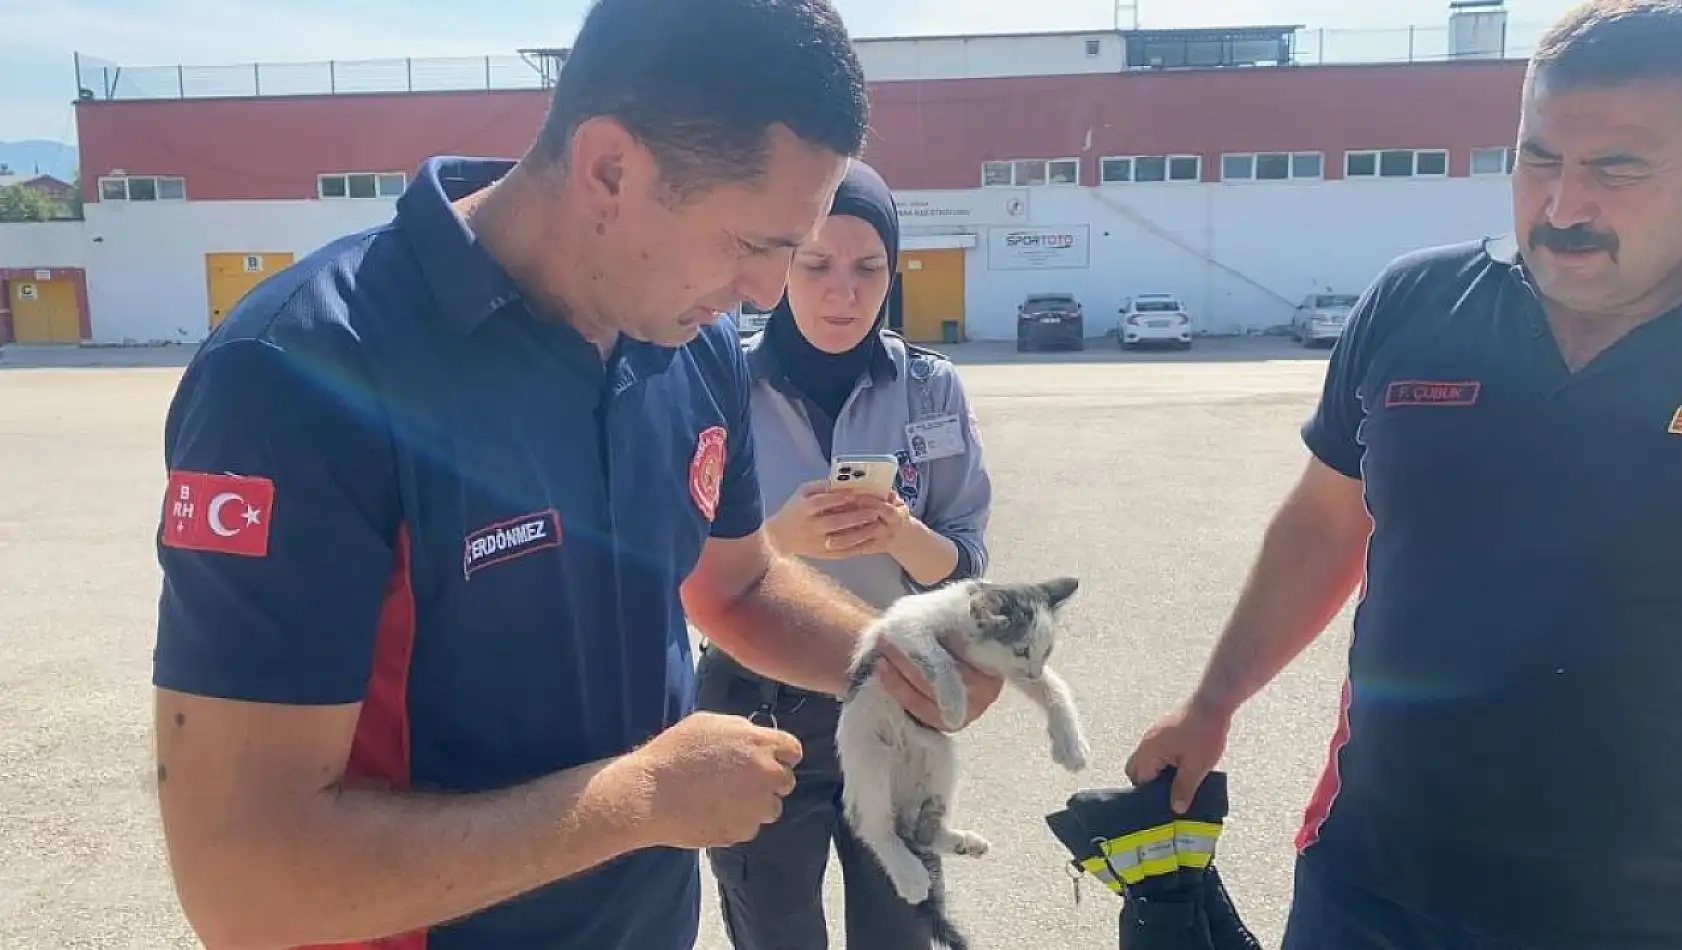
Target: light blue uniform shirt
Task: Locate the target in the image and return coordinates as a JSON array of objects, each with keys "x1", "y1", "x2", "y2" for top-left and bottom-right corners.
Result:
[{"x1": 742, "y1": 329, "x2": 993, "y2": 610}]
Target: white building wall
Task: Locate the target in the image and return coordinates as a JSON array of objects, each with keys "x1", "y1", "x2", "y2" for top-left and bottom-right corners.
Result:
[
  {"x1": 78, "y1": 199, "x2": 396, "y2": 344},
  {"x1": 25, "y1": 179, "x2": 1513, "y2": 346},
  {"x1": 937, "y1": 177, "x2": 1515, "y2": 341},
  {"x1": 0, "y1": 222, "x2": 91, "y2": 270},
  {"x1": 856, "y1": 32, "x2": 1123, "y2": 81}
]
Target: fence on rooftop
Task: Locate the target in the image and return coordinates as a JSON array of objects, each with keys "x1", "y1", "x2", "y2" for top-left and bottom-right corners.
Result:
[
  {"x1": 72, "y1": 53, "x2": 552, "y2": 101},
  {"x1": 72, "y1": 21, "x2": 1549, "y2": 102}
]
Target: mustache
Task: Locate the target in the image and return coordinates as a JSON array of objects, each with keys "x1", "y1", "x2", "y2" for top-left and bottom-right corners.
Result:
[{"x1": 1529, "y1": 223, "x2": 1619, "y2": 257}]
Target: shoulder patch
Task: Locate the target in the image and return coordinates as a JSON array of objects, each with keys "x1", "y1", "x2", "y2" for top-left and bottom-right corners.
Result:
[
  {"x1": 161, "y1": 471, "x2": 276, "y2": 558},
  {"x1": 904, "y1": 343, "x2": 951, "y2": 364},
  {"x1": 893, "y1": 449, "x2": 922, "y2": 503},
  {"x1": 883, "y1": 328, "x2": 952, "y2": 364},
  {"x1": 689, "y1": 425, "x2": 728, "y2": 522}
]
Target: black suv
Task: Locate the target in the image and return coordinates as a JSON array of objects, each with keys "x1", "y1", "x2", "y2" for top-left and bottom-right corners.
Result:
[{"x1": 1016, "y1": 293, "x2": 1085, "y2": 352}]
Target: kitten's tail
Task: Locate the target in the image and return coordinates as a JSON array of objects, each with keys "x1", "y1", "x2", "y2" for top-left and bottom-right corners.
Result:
[{"x1": 909, "y1": 842, "x2": 970, "y2": 950}]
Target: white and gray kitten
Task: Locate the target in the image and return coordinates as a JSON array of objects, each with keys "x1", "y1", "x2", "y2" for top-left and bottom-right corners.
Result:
[{"x1": 835, "y1": 576, "x2": 1090, "y2": 950}]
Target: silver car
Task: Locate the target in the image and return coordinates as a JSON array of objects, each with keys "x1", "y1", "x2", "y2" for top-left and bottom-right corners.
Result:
[
  {"x1": 1290, "y1": 293, "x2": 1359, "y2": 347},
  {"x1": 732, "y1": 302, "x2": 774, "y2": 336}
]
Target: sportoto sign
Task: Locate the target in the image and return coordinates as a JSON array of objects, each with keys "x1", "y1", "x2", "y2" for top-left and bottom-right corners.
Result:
[{"x1": 987, "y1": 225, "x2": 1090, "y2": 270}]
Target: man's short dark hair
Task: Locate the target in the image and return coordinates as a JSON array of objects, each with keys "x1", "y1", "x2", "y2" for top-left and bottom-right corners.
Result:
[
  {"x1": 1529, "y1": 0, "x2": 1682, "y2": 91},
  {"x1": 535, "y1": 0, "x2": 870, "y2": 199}
]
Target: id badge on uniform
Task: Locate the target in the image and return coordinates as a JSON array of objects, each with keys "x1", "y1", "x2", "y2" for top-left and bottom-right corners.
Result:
[{"x1": 905, "y1": 414, "x2": 965, "y2": 463}]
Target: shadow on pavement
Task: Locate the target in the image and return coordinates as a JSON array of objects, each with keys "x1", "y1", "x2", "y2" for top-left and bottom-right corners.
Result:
[
  {"x1": 0, "y1": 343, "x2": 198, "y2": 371},
  {"x1": 935, "y1": 335, "x2": 1335, "y2": 367},
  {"x1": 0, "y1": 335, "x2": 1336, "y2": 372}
]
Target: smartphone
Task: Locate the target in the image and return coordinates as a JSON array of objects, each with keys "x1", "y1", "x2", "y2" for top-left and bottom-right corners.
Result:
[{"x1": 829, "y1": 453, "x2": 899, "y2": 495}]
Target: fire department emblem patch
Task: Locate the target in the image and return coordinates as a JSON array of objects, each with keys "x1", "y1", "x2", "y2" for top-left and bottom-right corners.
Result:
[
  {"x1": 689, "y1": 425, "x2": 728, "y2": 522},
  {"x1": 893, "y1": 449, "x2": 921, "y2": 504}
]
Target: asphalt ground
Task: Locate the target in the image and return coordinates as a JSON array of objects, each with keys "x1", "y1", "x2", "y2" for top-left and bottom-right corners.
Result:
[{"x1": 0, "y1": 336, "x2": 1354, "y2": 949}]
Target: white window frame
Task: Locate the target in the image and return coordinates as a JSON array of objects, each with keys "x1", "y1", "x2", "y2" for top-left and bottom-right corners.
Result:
[
  {"x1": 981, "y1": 161, "x2": 1014, "y2": 187},
  {"x1": 1220, "y1": 151, "x2": 1324, "y2": 182},
  {"x1": 1470, "y1": 146, "x2": 1516, "y2": 176},
  {"x1": 1100, "y1": 154, "x2": 1202, "y2": 185},
  {"x1": 97, "y1": 175, "x2": 186, "y2": 201},
  {"x1": 1412, "y1": 149, "x2": 1450, "y2": 178},
  {"x1": 1099, "y1": 157, "x2": 1134, "y2": 184},
  {"x1": 1344, "y1": 149, "x2": 1450, "y2": 180},
  {"x1": 980, "y1": 158, "x2": 1080, "y2": 187},
  {"x1": 317, "y1": 172, "x2": 407, "y2": 200},
  {"x1": 1046, "y1": 157, "x2": 1080, "y2": 185}
]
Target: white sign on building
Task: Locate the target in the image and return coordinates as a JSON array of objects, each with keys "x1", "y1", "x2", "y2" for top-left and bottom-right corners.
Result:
[
  {"x1": 895, "y1": 188, "x2": 1029, "y2": 230},
  {"x1": 987, "y1": 225, "x2": 1090, "y2": 271}
]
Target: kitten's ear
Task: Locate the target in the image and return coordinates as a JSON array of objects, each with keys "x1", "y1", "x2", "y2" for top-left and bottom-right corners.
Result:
[
  {"x1": 1040, "y1": 576, "x2": 1079, "y2": 610},
  {"x1": 968, "y1": 584, "x2": 1009, "y2": 627}
]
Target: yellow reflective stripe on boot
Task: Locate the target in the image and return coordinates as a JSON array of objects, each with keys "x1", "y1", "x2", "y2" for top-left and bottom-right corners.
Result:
[
  {"x1": 1076, "y1": 820, "x2": 1225, "y2": 892},
  {"x1": 1078, "y1": 859, "x2": 1127, "y2": 894},
  {"x1": 1079, "y1": 822, "x2": 1176, "y2": 888},
  {"x1": 1174, "y1": 819, "x2": 1222, "y2": 870}
]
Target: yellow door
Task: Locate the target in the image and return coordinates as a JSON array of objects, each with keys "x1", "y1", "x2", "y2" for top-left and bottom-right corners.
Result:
[
  {"x1": 206, "y1": 252, "x2": 295, "y2": 328},
  {"x1": 898, "y1": 249, "x2": 966, "y2": 343},
  {"x1": 10, "y1": 278, "x2": 82, "y2": 344}
]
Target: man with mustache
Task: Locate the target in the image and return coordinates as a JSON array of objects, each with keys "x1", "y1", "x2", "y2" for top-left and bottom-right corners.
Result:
[{"x1": 1127, "y1": 1, "x2": 1682, "y2": 948}]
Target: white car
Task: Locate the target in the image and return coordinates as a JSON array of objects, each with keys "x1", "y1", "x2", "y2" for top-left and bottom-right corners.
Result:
[
  {"x1": 1290, "y1": 293, "x2": 1359, "y2": 347},
  {"x1": 1119, "y1": 294, "x2": 1194, "y2": 349},
  {"x1": 733, "y1": 302, "x2": 773, "y2": 336}
]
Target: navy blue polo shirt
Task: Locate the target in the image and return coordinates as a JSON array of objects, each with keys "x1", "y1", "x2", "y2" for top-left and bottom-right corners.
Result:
[
  {"x1": 1296, "y1": 236, "x2": 1682, "y2": 949},
  {"x1": 153, "y1": 156, "x2": 764, "y2": 950}
]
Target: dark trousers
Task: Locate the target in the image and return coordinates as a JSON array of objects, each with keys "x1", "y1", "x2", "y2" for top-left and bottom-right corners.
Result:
[
  {"x1": 694, "y1": 646, "x2": 935, "y2": 950},
  {"x1": 1282, "y1": 853, "x2": 1531, "y2": 950}
]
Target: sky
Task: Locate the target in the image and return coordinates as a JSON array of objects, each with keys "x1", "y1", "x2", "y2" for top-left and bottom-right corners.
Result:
[{"x1": 1, "y1": 0, "x2": 1579, "y2": 144}]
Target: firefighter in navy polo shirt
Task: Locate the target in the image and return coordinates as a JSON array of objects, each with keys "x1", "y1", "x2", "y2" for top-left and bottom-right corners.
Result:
[
  {"x1": 145, "y1": 2, "x2": 1006, "y2": 950},
  {"x1": 1126, "y1": 2, "x2": 1682, "y2": 948}
]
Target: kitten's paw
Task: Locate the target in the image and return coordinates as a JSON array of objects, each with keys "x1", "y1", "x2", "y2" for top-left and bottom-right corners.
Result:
[
  {"x1": 950, "y1": 830, "x2": 991, "y2": 857},
  {"x1": 886, "y1": 857, "x2": 932, "y2": 905},
  {"x1": 1051, "y1": 731, "x2": 1091, "y2": 772}
]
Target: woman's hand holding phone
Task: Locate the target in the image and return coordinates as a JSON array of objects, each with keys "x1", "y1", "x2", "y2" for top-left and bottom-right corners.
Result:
[
  {"x1": 766, "y1": 479, "x2": 895, "y2": 560},
  {"x1": 837, "y1": 490, "x2": 914, "y2": 557}
]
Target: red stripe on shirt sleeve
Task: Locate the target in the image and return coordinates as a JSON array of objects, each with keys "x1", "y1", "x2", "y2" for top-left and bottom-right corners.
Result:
[
  {"x1": 1296, "y1": 676, "x2": 1354, "y2": 853},
  {"x1": 295, "y1": 526, "x2": 427, "y2": 950}
]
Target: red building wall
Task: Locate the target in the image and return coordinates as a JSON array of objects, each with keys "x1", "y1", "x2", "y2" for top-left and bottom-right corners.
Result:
[
  {"x1": 75, "y1": 90, "x2": 550, "y2": 201},
  {"x1": 75, "y1": 59, "x2": 1527, "y2": 200},
  {"x1": 870, "y1": 60, "x2": 1527, "y2": 186}
]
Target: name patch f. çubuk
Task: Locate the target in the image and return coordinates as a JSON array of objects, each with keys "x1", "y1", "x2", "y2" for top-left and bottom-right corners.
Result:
[
  {"x1": 463, "y1": 509, "x2": 562, "y2": 579},
  {"x1": 1384, "y1": 380, "x2": 1482, "y2": 408}
]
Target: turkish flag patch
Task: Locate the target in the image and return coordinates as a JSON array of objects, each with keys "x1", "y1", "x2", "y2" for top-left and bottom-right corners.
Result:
[
  {"x1": 689, "y1": 426, "x2": 728, "y2": 523},
  {"x1": 161, "y1": 470, "x2": 276, "y2": 558}
]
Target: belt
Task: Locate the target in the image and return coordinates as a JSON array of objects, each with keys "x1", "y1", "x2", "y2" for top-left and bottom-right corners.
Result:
[{"x1": 698, "y1": 640, "x2": 831, "y2": 730}]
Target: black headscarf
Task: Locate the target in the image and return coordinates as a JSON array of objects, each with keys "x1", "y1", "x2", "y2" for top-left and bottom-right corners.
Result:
[{"x1": 764, "y1": 159, "x2": 900, "y2": 422}]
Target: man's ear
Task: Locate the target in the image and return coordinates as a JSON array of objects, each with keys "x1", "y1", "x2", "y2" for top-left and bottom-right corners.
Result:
[{"x1": 566, "y1": 116, "x2": 644, "y2": 225}]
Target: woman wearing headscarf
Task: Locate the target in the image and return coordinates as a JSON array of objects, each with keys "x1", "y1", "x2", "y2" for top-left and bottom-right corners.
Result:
[{"x1": 694, "y1": 159, "x2": 994, "y2": 949}]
